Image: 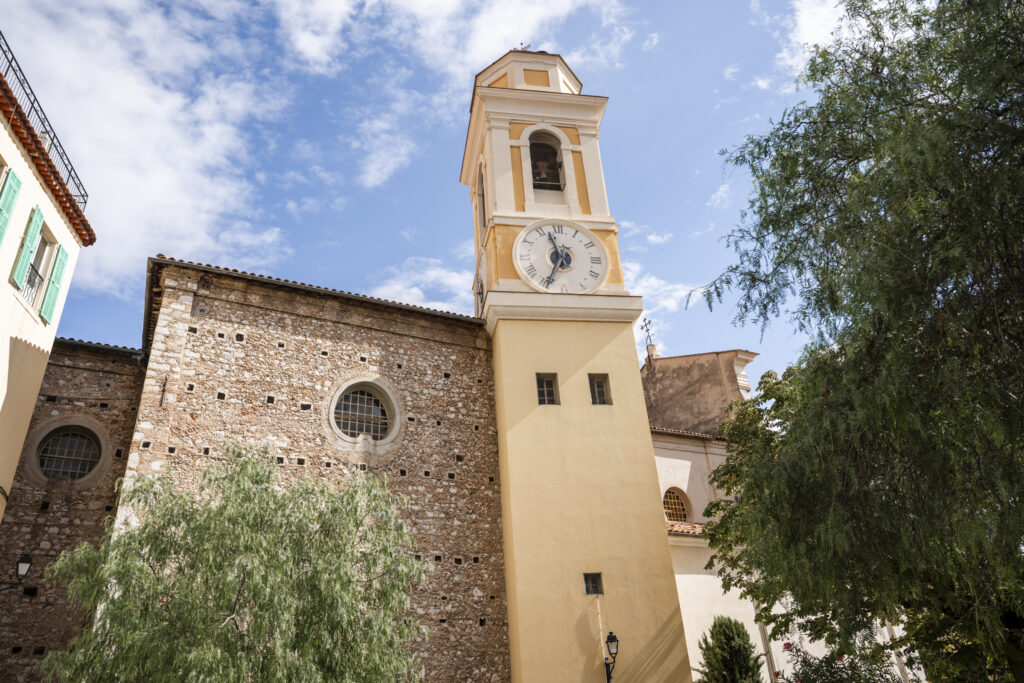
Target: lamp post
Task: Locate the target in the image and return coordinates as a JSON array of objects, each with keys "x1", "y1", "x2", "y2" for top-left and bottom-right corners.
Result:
[
  {"x1": 604, "y1": 631, "x2": 619, "y2": 682},
  {"x1": 0, "y1": 554, "x2": 32, "y2": 592}
]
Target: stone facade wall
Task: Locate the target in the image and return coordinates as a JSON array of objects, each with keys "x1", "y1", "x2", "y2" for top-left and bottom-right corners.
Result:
[
  {"x1": 122, "y1": 263, "x2": 510, "y2": 681},
  {"x1": 0, "y1": 340, "x2": 145, "y2": 681}
]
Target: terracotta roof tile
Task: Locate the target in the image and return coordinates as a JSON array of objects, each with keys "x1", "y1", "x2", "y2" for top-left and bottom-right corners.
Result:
[
  {"x1": 0, "y1": 74, "x2": 95, "y2": 246},
  {"x1": 650, "y1": 425, "x2": 726, "y2": 441},
  {"x1": 666, "y1": 520, "x2": 705, "y2": 537}
]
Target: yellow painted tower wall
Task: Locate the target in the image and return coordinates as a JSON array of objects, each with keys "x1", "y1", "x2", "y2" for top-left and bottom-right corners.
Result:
[{"x1": 493, "y1": 319, "x2": 691, "y2": 682}]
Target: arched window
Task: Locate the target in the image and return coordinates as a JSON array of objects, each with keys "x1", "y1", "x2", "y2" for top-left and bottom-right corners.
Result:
[
  {"x1": 37, "y1": 427, "x2": 101, "y2": 480},
  {"x1": 529, "y1": 131, "x2": 563, "y2": 191},
  {"x1": 663, "y1": 487, "x2": 690, "y2": 522},
  {"x1": 477, "y1": 169, "x2": 487, "y2": 234}
]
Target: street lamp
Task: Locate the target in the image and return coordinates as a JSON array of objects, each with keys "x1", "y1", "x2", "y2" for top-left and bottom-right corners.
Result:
[
  {"x1": 604, "y1": 631, "x2": 619, "y2": 682},
  {"x1": 0, "y1": 554, "x2": 32, "y2": 592}
]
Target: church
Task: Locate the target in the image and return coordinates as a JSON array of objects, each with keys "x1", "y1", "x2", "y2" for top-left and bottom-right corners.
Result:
[{"x1": 0, "y1": 50, "x2": 788, "y2": 682}]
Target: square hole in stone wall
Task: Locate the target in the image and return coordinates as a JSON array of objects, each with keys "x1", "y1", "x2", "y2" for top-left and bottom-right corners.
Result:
[
  {"x1": 266, "y1": 396, "x2": 275, "y2": 404},
  {"x1": 447, "y1": 473, "x2": 455, "y2": 480},
  {"x1": 235, "y1": 333, "x2": 244, "y2": 342},
  {"x1": 141, "y1": 441, "x2": 151, "y2": 449},
  {"x1": 396, "y1": 363, "x2": 403, "y2": 369},
  {"x1": 115, "y1": 449, "x2": 123, "y2": 458},
  {"x1": 32, "y1": 646, "x2": 44, "y2": 655},
  {"x1": 423, "y1": 470, "x2": 430, "y2": 477},
  {"x1": 217, "y1": 332, "x2": 225, "y2": 339},
  {"x1": 474, "y1": 425, "x2": 480, "y2": 431},
  {"x1": 186, "y1": 383, "x2": 195, "y2": 392},
  {"x1": 278, "y1": 342, "x2": 285, "y2": 348},
  {"x1": 359, "y1": 356, "x2": 366, "y2": 362},
  {"x1": 434, "y1": 555, "x2": 442, "y2": 562},
  {"x1": 276, "y1": 456, "x2": 284, "y2": 464},
  {"x1": 473, "y1": 556, "x2": 480, "y2": 563},
  {"x1": 454, "y1": 557, "x2": 462, "y2": 565},
  {"x1": 359, "y1": 464, "x2": 366, "y2": 471},
  {"x1": 187, "y1": 326, "x2": 198, "y2": 334},
  {"x1": 202, "y1": 447, "x2": 210, "y2": 455},
  {"x1": 167, "y1": 447, "x2": 176, "y2": 454},
  {"x1": 99, "y1": 402, "x2": 109, "y2": 408},
  {"x1": 488, "y1": 476, "x2": 494, "y2": 483},
  {"x1": 45, "y1": 395, "x2": 56, "y2": 403},
  {"x1": 296, "y1": 458, "x2": 305, "y2": 466},
  {"x1": 300, "y1": 403, "x2": 311, "y2": 411},
  {"x1": 39, "y1": 501, "x2": 49, "y2": 511},
  {"x1": 479, "y1": 619, "x2": 486, "y2": 626},
  {"x1": 436, "y1": 420, "x2": 441, "y2": 426},
  {"x1": 216, "y1": 392, "x2": 226, "y2": 400},
  {"x1": 443, "y1": 372, "x2": 451, "y2": 379},
  {"x1": 399, "y1": 469, "x2": 407, "y2": 476},
  {"x1": 324, "y1": 462, "x2": 332, "y2": 468},
  {"x1": 456, "y1": 455, "x2": 464, "y2": 463},
  {"x1": 321, "y1": 350, "x2": 328, "y2": 357},
  {"x1": 11, "y1": 646, "x2": 21, "y2": 654}
]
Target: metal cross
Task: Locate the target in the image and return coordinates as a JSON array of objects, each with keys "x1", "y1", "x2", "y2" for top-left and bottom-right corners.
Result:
[{"x1": 640, "y1": 318, "x2": 654, "y2": 345}]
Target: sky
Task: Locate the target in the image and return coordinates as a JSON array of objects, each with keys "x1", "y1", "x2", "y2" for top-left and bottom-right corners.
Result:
[{"x1": 2, "y1": 0, "x2": 846, "y2": 389}]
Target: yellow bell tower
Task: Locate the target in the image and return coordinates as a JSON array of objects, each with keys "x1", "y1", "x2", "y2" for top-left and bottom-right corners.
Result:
[{"x1": 460, "y1": 51, "x2": 691, "y2": 682}]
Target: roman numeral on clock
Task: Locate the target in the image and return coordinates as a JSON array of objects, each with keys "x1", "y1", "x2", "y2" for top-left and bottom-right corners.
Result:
[
  {"x1": 591, "y1": 256, "x2": 601, "y2": 264},
  {"x1": 584, "y1": 241, "x2": 594, "y2": 248},
  {"x1": 553, "y1": 225, "x2": 564, "y2": 234},
  {"x1": 525, "y1": 264, "x2": 537, "y2": 277},
  {"x1": 589, "y1": 270, "x2": 599, "y2": 278}
]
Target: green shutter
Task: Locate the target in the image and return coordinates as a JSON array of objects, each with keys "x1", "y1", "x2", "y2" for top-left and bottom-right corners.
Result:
[
  {"x1": 39, "y1": 244, "x2": 67, "y2": 324},
  {"x1": 11, "y1": 206, "x2": 43, "y2": 289},
  {"x1": 0, "y1": 169, "x2": 22, "y2": 245}
]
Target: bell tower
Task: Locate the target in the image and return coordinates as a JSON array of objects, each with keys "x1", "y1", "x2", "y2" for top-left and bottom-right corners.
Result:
[{"x1": 461, "y1": 51, "x2": 690, "y2": 682}]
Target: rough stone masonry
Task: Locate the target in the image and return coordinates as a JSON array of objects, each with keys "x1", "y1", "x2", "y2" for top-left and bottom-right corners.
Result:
[{"x1": 0, "y1": 256, "x2": 511, "y2": 682}]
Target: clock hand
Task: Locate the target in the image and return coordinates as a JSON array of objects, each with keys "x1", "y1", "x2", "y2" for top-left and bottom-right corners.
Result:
[{"x1": 544, "y1": 233, "x2": 564, "y2": 286}]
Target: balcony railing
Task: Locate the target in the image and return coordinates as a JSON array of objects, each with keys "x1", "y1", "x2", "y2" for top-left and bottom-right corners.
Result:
[
  {"x1": 0, "y1": 30, "x2": 88, "y2": 210},
  {"x1": 22, "y1": 264, "x2": 44, "y2": 306}
]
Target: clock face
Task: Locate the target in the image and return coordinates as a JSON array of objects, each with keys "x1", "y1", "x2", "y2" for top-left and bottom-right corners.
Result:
[{"x1": 513, "y1": 221, "x2": 609, "y2": 293}]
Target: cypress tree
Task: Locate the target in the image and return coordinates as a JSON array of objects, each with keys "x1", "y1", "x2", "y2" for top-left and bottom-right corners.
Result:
[{"x1": 695, "y1": 616, "x2": 764, "y2": 683}]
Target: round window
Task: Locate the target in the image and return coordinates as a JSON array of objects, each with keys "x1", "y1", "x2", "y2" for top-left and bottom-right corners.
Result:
[
  {"x1": 37, "y1": 427, "x2": 101, "y2": 480},
  {"x1": 333, "y1": 387, "x2": 392, "y2": 441}
]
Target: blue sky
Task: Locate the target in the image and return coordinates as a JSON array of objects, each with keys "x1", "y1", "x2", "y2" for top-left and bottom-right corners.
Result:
[{"x1": 4, "y1": 0, "x2": 845, "y2": 388}]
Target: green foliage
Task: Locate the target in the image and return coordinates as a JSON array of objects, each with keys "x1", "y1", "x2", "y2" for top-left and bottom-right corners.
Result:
[
  {"x1": 695, "y1": 615, "x2": 764, "y2": 683},
  {"x1": 777, "y1": 635, "x2": 904, "y2": 683},
  {"x1": 704, "y1": 0, "x2": 1024, "y2": 680},
  {"x1": 41, "y1": 443, "x2": 428, "y2": 682}
]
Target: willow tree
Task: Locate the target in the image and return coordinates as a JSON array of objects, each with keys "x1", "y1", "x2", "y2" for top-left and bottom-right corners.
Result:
[
  {"x1": 705, "y1": 0, "x2": 1024, "y2": 679},
  {"x1": 41, "y1": 444, "x2": 428, "y2": 682}
]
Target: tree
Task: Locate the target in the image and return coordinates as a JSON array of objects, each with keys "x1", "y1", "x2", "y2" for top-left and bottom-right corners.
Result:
[
  {"x1": 704, "y1": 0, "x2": 1024, "y2": 679},
  {"x1": 694, "y1": 615, "x2": 764, "y2": 683},
  {"x1": 777, "y1": 634, "x2": 905, "y2": 683},
  {"x1": 41, "y1": 444, "x2": 428, "y2": 682}
]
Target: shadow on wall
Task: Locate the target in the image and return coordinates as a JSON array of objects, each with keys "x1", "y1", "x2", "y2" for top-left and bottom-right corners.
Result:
[
  {"x1": 0, "y1": 335, "x2": 49, "y2": 515},
  {"x1": 616, "y1": 605, "x2": 692, "y2": 683}
]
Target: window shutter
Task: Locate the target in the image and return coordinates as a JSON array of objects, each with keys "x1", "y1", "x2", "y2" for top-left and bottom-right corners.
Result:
[
  {"x1": 11, "y1": 206, "x2": 43, "y2": 289},
  {"x1": 39, "y1": 244, "x2": 68, "y2": 324},
  {"x1": 0, "y1": 169, "x2": 22, "y2": 245}
]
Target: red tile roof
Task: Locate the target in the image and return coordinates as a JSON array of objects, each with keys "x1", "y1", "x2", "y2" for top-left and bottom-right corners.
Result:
[
  {"x1": 0, "y1": 73, "x2": 95, "y2": 246},
  {"x1": 667, "y1": 520, "x2": 705, "y2": 537},
  {"x1": 650, "y1": 425, "x2": 726, "y2": 441}
]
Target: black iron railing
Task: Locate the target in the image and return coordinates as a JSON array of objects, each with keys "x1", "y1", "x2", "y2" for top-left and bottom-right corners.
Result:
[
  {"x1": 0, "y1": 30, "x2": 88, "y2": 210},
  {"x1": 22, "y1": 264, "x2": 43, "y2": 305}
]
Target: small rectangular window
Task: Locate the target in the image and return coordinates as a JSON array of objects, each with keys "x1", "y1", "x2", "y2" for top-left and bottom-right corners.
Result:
[
  {"x1": 584, "y1": 572, "x2": 604, "y2": 595},
  {"x1": 536, "y1": 373, "x2": 559, "y2": 405},
  {"x1": 589, "y1": 374, "x2": 612, "y2": 405}
]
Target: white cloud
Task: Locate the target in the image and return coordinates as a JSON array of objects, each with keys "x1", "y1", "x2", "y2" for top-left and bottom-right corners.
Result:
[
  {"x1": 776, "y1": 0, "x2": 845, "y2": 76},
  {"x1": 400, "y1": 228, "x2": 418, "y2": 241},
  {"x1": 646, "y1": 232, "x2": 673, "y2": 245},
  {"x1": 566, "y1": 24, "x2": 635, "y2": 70},
  {"x1": 623, "y1": 262, "x2": 703, "y2": 315},
  {"x1": 750, "y1": 75, "x2": 773, "y2": 90},
  {"x1": 1, "y1": 1, "x2": 289, "y2": 296},
  {"x1": 706, "y1": 183, "x2": 731, "y2": 208},
  {"x1": 690, "y1": 222, "x2": 717, "y2": 238},
  {"x1": 261, "y1": 0, "x2": 359, "y2": 73},
  {"x1": 452, "y1": 239, "x2": 476, "y2": 262},
  {"x1": 369, "y1": 257, "x2": 474, "y2": 314},
  {"x1": 723, "y1": 64, "x2": 739, "y2": 80},
  {"x1": 285, "y1": 197, "x2": 322, "y2": 219},
  {"x1": 642, "y1": 33, "x2": 659, "y2": 51}
]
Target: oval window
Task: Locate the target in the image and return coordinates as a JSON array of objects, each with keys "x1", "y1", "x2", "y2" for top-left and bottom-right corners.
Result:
[
  {"x1": 37, "y1": 427, "x2": 101, "y2": 480},
  {"x1": 333, "y1": 387, "x2": 392, "y2": 441}
]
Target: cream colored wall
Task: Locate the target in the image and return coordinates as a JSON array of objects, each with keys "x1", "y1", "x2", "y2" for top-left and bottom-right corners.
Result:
[
  {"x1": 0, "y1": 119, "x2": 82, "y2": 520},
  {"x1": 670, "y1": 540, "x2": 776, "y2": 680},
  {"x1": 493, "y1": 319, "x2": 690, "y2": 683}
]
